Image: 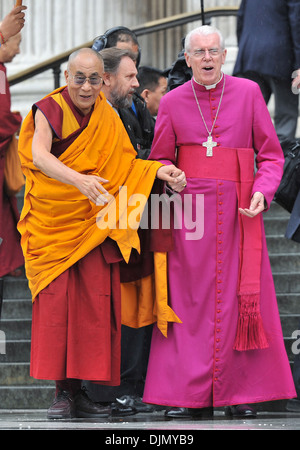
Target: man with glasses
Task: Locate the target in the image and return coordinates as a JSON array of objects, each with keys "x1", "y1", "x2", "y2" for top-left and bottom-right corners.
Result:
[
  {"x1": 143, "y1": 25, "x2": 296, "y2": 419},
  {"x1": 17, "y1": 48, "x2": 185, "y2": 419}
]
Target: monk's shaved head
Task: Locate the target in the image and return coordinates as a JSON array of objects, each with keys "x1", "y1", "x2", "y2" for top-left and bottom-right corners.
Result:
[{"x1": 67, "y1": 47, "x2": 104, "y2": 72}]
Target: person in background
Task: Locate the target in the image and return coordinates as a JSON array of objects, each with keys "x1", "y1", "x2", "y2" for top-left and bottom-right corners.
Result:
[
  {"x1": 167, "y1": 38, "x2": 192, "y2": 92},
  {"x1": 0, "y1": 4, "x2": 26, "y2": 46},
  {"x1": 0, "y1": 30, "x2": 24, "y2": 278},
  {"x1": 86, "y1": 30, "x2": 168, "y2": 416},
  {"x1": 233, "y1": 0, "x2": 300, "y2": 142},
  {"x1": 92, "y1": 27, "x2": 153, "y2": 160},
  {"x1": 136, "y1": 66, "x2": 168, "y2": 118},
  {"x1": 83, "y1": 46, "x2": 161, "y2": 416}
]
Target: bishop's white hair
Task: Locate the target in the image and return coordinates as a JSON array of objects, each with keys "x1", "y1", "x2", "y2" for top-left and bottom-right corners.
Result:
[{"x1": 184, "y1": 25, "x2": 225, "y2": 53}]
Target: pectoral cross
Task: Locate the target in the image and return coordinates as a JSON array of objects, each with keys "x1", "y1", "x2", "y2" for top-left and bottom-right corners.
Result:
[{"x1": 203, "y1": 135, "x2": 217, "y2": 157}]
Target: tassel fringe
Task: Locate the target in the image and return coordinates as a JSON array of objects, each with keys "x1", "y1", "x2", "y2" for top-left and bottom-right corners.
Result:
[{"x1": 233, "y1": 293, "x2": 269, "y2": 351}]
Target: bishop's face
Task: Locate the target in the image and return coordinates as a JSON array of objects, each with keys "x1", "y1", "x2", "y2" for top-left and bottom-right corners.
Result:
[{"x1": 185, "y1": 32, "x2": 227, "y2": 86}]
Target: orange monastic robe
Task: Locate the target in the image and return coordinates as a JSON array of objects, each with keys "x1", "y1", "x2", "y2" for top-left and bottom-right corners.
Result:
[
  {"x1": 17, "y1": 87, "x2": 180, "y2": 382},
  {"x1": 18, "y1": 88, "x2": 162, "y2": 298}
]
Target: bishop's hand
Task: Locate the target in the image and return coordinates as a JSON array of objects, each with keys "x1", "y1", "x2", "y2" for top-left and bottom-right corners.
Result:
[{"x1": 239, "y1": 192, "x2": 265, "y2": 218}]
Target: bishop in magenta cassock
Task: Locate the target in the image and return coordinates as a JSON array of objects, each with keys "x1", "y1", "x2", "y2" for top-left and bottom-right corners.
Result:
[{"x1": 143, "y1": 25, "x2": 296, "y2": 418}]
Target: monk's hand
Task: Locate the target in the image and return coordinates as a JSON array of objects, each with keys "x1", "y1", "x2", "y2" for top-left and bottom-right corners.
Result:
[
  {"x1": 157, "y1": 165, "x2": 187, "y2": 193},
  {"x1": 239, "y1": 192, "x2": 265, "y2": 218},
  {"x1": 76, "y1": 174, "x2": 109, "y2": 205}
]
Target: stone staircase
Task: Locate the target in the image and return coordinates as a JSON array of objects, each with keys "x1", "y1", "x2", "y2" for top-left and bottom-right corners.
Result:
[
  {"x1": 264, "y1": 202, "x2": 300, "y2": 371},
  {"x1": 0, "y1": 199, "x2": 299, "y2": 410},
  {"x1": 0, "y1": 190, "x2": 55, "y2": 409},
  {"x1": 0, "y1": 276, "x2": 55, "y2": 409}
]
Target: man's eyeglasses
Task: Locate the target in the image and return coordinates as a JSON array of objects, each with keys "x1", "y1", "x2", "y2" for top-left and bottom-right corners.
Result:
[
  {"x1": 70, "y1": 74, "x2": 103, "y2": 86},
  {"x1": 191, "y1": 48, "x2": 221, "y2": 58}
]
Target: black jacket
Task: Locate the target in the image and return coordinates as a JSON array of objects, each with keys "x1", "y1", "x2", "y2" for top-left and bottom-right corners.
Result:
[
  {"x1": 233, "y1": 0, "x2": 300, "y2": 80},
  {"x1": 118, "y1": 93, "x2": 154, "y2": 160}
]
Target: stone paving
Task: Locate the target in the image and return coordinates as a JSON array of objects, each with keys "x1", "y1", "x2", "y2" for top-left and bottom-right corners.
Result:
[{"x1": 0, "y1": 409, "x2": 300, "y2": 431}]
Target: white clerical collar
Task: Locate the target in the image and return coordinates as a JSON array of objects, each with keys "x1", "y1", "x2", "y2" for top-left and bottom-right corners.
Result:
[{"x1": 193, "y1": 73, "x2": 224, "y2": 90}]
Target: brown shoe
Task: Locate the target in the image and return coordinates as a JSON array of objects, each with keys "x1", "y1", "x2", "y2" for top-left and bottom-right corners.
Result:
[
  {"x1": 47, "y1": 389, "x2": 76, "y2": 420},
  {"x1": 74, "y1": 388, "x2": 111, "y2": 418}
]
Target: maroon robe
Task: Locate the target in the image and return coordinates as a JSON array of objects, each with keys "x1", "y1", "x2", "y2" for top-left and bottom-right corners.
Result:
[{"x1": 0, "y1": 62, "x2": 24, "y2": 277}]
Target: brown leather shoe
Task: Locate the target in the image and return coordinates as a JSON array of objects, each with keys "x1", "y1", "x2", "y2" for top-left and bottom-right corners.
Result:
[
  {"x1": 74, "y1": 388, "x2": 111, "y2": 418},
  {"x1": 47, "y1": 389, "x2": 76, "y2": 420}
]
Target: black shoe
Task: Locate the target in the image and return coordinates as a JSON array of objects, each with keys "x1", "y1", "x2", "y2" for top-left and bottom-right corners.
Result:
[
  {"x1": 116, "y1": 395, "x2": 155, "y2": 413},
  {"x1": 47, "y1": 389, "x2": 76, "y2": 420},
  {"x1": 110, "y1": 400, "x2": 137, "y2": 417},
  {"x1": 74, "y1": 388, "x2": 111, "y2": 418},
  {"x1": 165, "y1": 406, "x2": 213, "y2": 419},
  {"x1": 225, "y1": 404, "x2": 257, "y2": 418}
]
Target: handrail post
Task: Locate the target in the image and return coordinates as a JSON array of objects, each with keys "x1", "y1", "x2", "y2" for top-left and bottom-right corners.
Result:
[{"x1": 53, "y1": 64, "x2": 61, "y2": 89}]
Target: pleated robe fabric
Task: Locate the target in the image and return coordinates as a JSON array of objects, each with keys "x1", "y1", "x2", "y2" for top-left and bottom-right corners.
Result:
[{"x1": 143, "y1": 75, "x2": 296, "y2": 408}]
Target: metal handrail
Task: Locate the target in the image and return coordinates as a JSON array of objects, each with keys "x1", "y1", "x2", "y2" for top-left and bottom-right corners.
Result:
[{"x1": 8, "y1": 6, "x2": 238, "y2": 88}]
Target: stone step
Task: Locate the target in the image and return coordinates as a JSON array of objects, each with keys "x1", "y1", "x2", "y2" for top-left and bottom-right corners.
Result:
[
  {"x1": 0, "y1": 319, "x2": 31, "y2": 340},
  {"x1": 2, "y1": 278, "x2": 31, "y2": 300},
  {"x1": 266, "y1": 202, "x2": 291, "y2": 218},
  {"x1": 277, "y1": 293, "x2": 300, "y2": 315},
  {"x1": 266, "y1": 236, "x2": 300, "y2": 254},
  {"x1": 0, "y1": 363, "x2": 52, "y2": 387},
  {"x1": 1, "y1": 299, "x2": 32, "y2": 320},
  {"x1": 280, "y1": 314, "x2": 300, "y2": 338},
  {"x1": 0, "y1": 340, "x2": 30, "y2": 363},
  {"x1": 264, "y1": 216, "x2": 290, "y2": 236},
  {"x1": 269, "y1": 254, "x2": 300, "y2": 272},
  {"x1": 0, "y1": 386, "x2": 55, "y2": 409},
  {"x1": 273, "y1": 272, "x2": 300, "y2": 294}
]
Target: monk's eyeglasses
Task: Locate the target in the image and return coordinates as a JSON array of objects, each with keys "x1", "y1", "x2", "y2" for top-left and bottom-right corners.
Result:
[{"x1": 70, "y1": 74, "x2": 103, "y2": 86}]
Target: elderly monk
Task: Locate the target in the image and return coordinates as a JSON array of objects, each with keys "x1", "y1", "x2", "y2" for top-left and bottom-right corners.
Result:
[
  {"x1": 18, "y1": 48, "x2": 185, "y2": 419},
  {"x1": 143, "y1": 26, "x2": 296, "y2": 419}
]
